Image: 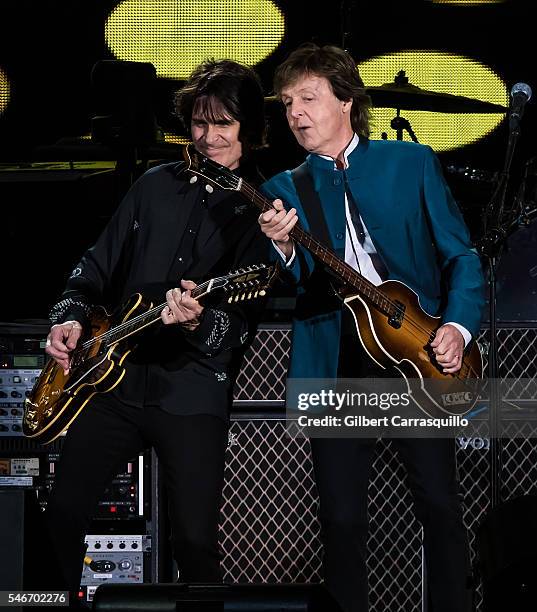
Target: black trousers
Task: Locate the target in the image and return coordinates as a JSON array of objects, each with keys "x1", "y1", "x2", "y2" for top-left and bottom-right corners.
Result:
[
  {"x1": 310, "y1": 330, "x2": 471, "y2": 612},
  {"x1": 43, "y1": 395, "x2": 228, "y2": 600}
]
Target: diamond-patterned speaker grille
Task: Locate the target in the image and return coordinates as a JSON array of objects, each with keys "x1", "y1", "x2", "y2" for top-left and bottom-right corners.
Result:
[
  {"x1": 477, "y1": 327, "x2": 537, "y2": 400},
  {"x1": 367, "y1": 441, "x2": 423, "y2": 611},
  {"x1": 220, "y1": 421, "x2": 424, "y2": 610},
  {"x1": 501, "y1": 435, "x2": 537, "y2": 500},
  {"x1": 224, "y1": 326, "x2": 537, "y2": 612},
  {"x1": 233, "y1": 326, "x2": 290, "y2": 404},
  {"x1": 220, "y1": 419, "x2": 322, "y2": 583},
  {"x1": 235, "y1": 326, "x2": 537, "y2": 403}
]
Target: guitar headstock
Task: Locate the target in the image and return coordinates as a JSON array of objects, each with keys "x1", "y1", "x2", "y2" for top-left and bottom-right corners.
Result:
[
  {"x1": 210, "y1": 263, "x2": 279, "y2": 303},
  {"x1": 183, "y1": 144, "x2": 241, "y2": 192}
]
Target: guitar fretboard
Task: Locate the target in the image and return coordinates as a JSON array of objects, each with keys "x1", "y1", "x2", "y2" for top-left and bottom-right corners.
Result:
[
  {"x1": 239, "y1": 182, "x2": 397, "y2": 317},
  {"x1": 83, "y1": 283, "x2": 211, "y2": 349}
]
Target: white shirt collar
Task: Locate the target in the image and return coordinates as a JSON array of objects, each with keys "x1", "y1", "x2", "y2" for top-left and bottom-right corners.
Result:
[{"x1": 319, "y1": 133, "x2": 359, "y2": 169}]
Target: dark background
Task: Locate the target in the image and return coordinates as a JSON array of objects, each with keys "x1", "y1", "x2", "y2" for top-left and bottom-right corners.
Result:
[{"x1": 0, "y1": 0, "x2": 535, "y2": 321}]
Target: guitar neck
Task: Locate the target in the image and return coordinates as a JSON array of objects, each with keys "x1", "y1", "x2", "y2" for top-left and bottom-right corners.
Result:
[
  {"x1": 84, "y1": 283, "x2": 213, "y2": 349},
  {"x1": 238, "y1": 181, "x2": 392, "y2": 314}
]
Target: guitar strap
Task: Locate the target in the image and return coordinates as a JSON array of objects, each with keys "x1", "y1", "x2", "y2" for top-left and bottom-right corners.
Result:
[
  {"x1": 290, "y1": 162, "x2": 347, "y2": 323},
  {"x1": 291, "y1": 162, "x2": 335, "y2": 250},
  {"x1": 290, "y1": 162, "x2": 356, "y2": 336}
]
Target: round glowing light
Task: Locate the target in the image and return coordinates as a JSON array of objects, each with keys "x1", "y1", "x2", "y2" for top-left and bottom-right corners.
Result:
[
  {"x1": 358, "y1": 50, "x2": 508, "y2": 152},
  {"x1": 0, "y1": 67, "x2": 11, "y2": 115},
  {"x1": 106, "y1": 0, "x2": 285, "y2": 80}
]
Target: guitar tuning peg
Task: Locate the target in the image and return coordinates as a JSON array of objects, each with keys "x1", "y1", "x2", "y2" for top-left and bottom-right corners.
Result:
[
  {"x1": 240, "y1": 293, "x2": 246, "y2": 301},
  {"x1": 234, "y1": 294, "x2": 240, "y2": 303},
  {"x1": 247, "y1": 291, "x2": 252, "y2": 300},
  {"x1": 260, "y1": 290, "x2": 266, "y2": 296},
  {"x1": 228, "y1": 296, "x2": 233, "y2": 304},
  {"x1": 254, "y1": 290, "x2": 259, "y2": 298},
  {"x1": 205, "y1": 184, "x2": 214, "y2": 193},
  {"x1": 189, "y1": 176, "x2": 198, "y2": 184}
]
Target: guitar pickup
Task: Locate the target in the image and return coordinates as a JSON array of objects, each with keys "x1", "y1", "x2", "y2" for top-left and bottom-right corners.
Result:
[{"x1": 388, "y1": 300, "x2": 405, "y2": 328}]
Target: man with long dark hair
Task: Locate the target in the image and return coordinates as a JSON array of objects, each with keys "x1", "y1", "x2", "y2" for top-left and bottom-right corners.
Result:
[
  {"x1": 44, "y1": 59, "x2": 269, "y2": 605},
  {"x1": 259, "y1": 44, "x2": 484, "y2": 612}
]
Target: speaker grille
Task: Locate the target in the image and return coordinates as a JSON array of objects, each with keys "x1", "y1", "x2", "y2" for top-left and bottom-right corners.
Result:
[
  {"x1": 225, "y1": 324, "x2": 537, "y2": 612},
  {"x1": 221, "y1": 423, "x2": 424, "y2": 610}
]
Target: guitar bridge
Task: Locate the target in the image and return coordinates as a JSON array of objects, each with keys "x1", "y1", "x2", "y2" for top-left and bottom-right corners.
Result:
[{"x1": 388, "y1": 300, "x2": 405, "y2": 329}]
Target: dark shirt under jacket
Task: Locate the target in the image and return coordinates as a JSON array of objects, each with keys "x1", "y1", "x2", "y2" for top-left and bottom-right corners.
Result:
[{"x1": 50, "y1": 161, "x2": 270, "y2": 420}]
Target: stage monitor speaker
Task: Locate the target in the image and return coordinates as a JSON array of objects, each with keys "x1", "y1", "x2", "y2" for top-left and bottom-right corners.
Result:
[
  {"x1": 477, "y1": 494, "x2": 537, "y2": 611},
  {"x1": 92, "y1": 583, "x2": 341, "y2": 612}
]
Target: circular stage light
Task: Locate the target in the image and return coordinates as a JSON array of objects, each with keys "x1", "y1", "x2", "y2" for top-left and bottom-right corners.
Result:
[
  {"x1": 106, "y1": 0, "x2": 285, "y2": 80},
  {"x1": 359, "y1": 50, "x2": 508, "y2": 152}
]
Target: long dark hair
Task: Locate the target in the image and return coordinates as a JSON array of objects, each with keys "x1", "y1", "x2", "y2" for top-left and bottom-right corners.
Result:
[
  {"x1": 274, "y1": 44, "x2": 371, "y2": 137},
  {"x1": 174, "y1": 59, "x2": 266, "y2": 152}
]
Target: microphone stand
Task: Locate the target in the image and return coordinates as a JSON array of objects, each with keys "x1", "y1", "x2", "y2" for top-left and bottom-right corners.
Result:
[
  {"x1": 340, "y1": 0, "x2": 354, "y2": 50},
  {"x1": 478, "y1": 119, "x2": 524, "y2": 509}
]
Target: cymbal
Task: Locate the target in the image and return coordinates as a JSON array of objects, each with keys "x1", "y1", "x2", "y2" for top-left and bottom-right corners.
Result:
[
  {"x1": 365, "y1": 82, "x2": 507, "y2": 114},
  {"x1": 265, "y1": 77, "x2": 507, "y2": 114}
]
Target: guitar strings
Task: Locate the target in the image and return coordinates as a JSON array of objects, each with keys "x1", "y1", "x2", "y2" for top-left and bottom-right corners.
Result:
[
  {"x1": 341, "y1": 208, "x2": 477, "y2": 380},
  {"x1": 238, "y1": 183, "x2": 479, "y2": 381},
  {"x1": 185, "y1": 159, "x2": 480, "y2": 382},
  {"x1": 241, "y1": 183, "x2": 428, "y2": 327},
  {"x1": 195, "y1": 155, "x2": 450, "y2": 356},
  {"x1": 242, "y1": 182, "x2": 399, "y2": 309},
  {"x1": 79, "y1": 285, "x2": 208, "y2": 350},
  {"x1": 78, "y1": 270, "x2": 257, "y2": 351}
]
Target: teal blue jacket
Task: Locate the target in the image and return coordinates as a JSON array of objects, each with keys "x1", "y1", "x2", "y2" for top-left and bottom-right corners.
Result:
[{"x1": 261, "y1": 138, "x2": 485, "y2": 379}]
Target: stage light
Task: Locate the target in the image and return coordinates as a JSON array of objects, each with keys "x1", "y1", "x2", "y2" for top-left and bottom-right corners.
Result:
[
  {"x1": 0, "y1": 67, "x2": 11, "y2": 115},
  {"x1": 358, "y1": 50, "x2": 507, "y2": 152},
  {"x1": 105, "y1": 0, "x2": 285, "y2": 80}
]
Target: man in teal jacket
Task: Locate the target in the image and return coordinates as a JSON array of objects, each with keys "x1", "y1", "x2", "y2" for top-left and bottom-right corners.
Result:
[{"x1": 259, "y1": 44, "x2": 485, "y2": 612}]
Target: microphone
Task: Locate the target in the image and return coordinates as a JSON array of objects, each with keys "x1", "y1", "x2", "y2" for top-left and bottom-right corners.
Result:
[{"x1": 509, "y1": 82, "x2": 532, "y2": 130}]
